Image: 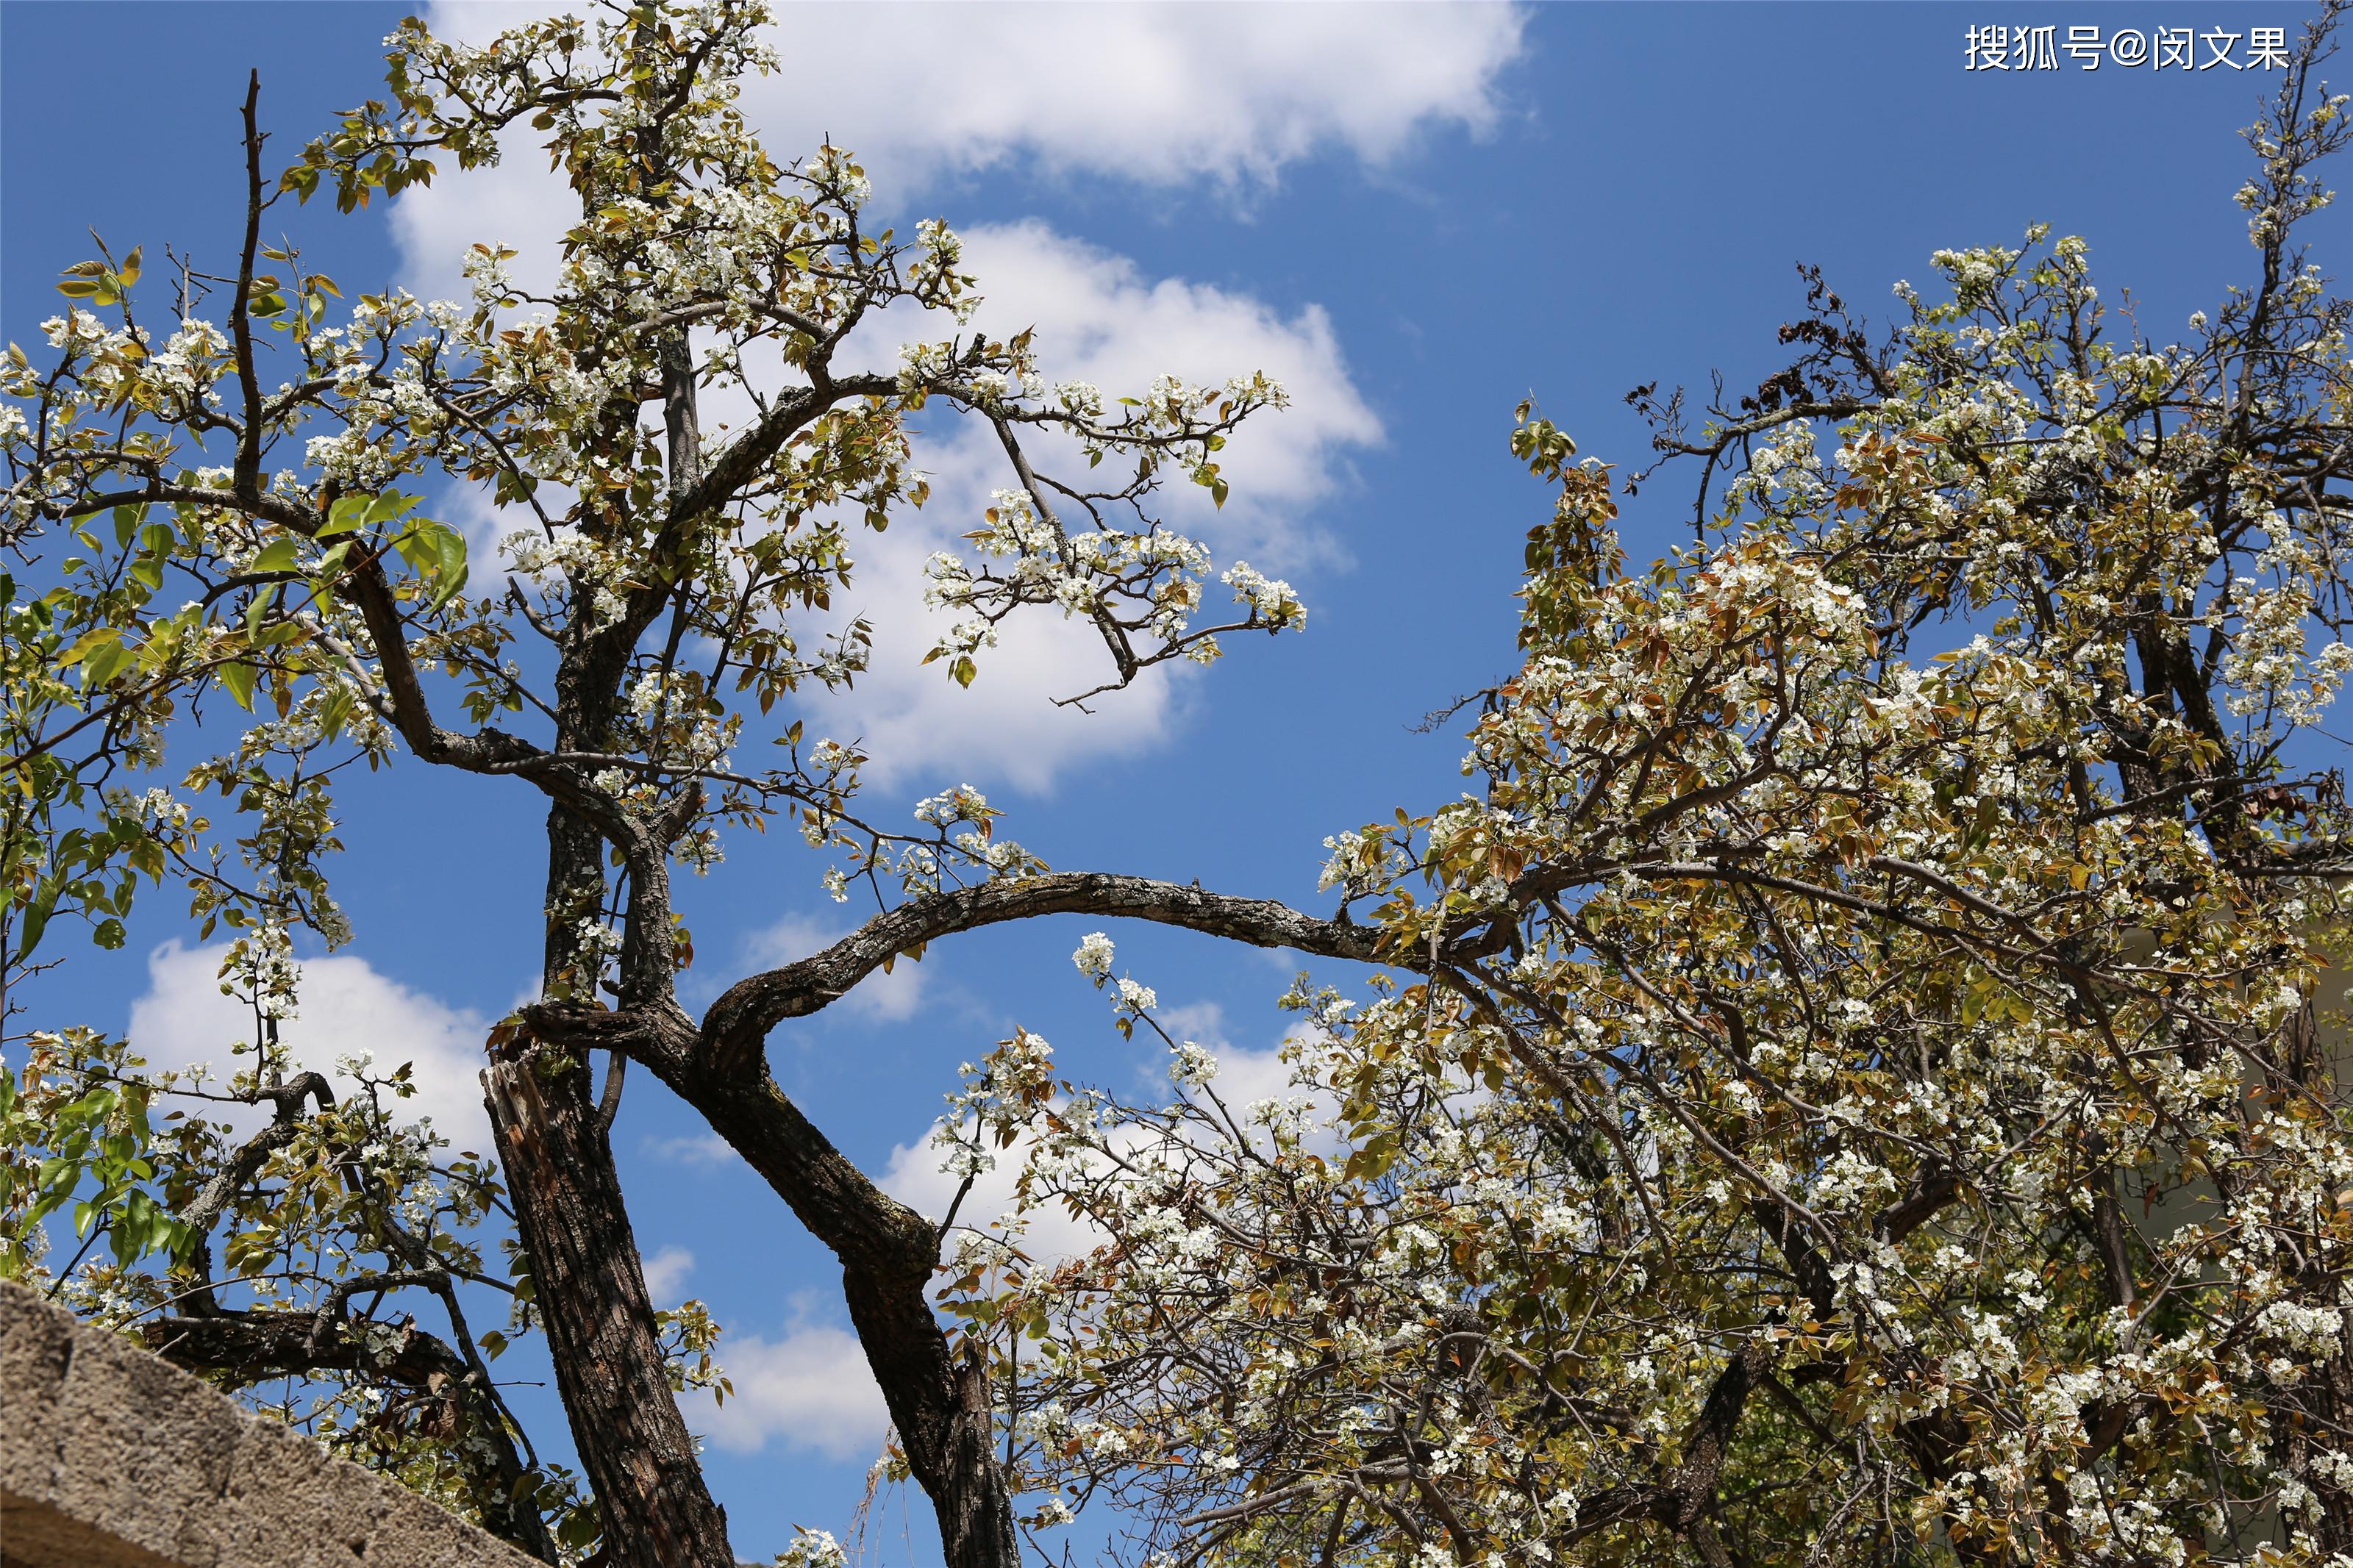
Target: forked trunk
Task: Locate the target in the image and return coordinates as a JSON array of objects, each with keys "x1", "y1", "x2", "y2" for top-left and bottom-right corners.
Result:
[
  {"x1": 842, "y1": 1267, "x2": 1021, "y2": 1568},
  {"x1": 685, "y1": 1069, "x2": 1022, "y2": 1568}
]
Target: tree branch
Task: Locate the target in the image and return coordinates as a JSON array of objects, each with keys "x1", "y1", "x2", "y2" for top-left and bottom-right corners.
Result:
[{"x1": 698, "y1": 873, "x2": 1391, "y2": 1075}]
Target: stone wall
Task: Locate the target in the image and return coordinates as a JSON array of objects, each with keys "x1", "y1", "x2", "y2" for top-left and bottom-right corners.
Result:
[{"x1": 0, "y1": 1279, "x2": 541, "y2": 1568}]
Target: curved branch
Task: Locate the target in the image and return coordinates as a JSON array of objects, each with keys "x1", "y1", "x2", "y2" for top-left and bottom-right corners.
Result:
[{"x1": 698, "y1": 872, "x2": 1394, "y2": 1075}]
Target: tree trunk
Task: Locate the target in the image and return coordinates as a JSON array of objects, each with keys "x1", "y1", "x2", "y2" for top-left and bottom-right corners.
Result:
[
  {"x1": 484, "y1": 1045, "x2": 735, "y2": 1568},
  {"x1": 842, "y1": 1266, "x2": 1020, "y2": 1568},
  {"x1": 685, "y1": 1068, "x2": 1020, "y2": 1568}
]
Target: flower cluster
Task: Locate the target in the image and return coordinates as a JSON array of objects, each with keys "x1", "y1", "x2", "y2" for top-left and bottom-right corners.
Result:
[{"x1": 976, "y1": 188, "x2": 2353, "y2": 1562}]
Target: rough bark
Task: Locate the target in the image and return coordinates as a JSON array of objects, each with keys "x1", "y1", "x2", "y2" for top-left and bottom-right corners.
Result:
[
  {"x1": 679, "y1": 1066, "x2": 1018, "y2": 1568},
  {"x1": 509, "y1": 866, "x2": 1441, "y2": 1568},
  {"x1": 484, "y1": 1044, "x2": 732, "y2": 1568},
  {"x1": 700, "y1": 871, "x2": 1399, "y2": 1073}
]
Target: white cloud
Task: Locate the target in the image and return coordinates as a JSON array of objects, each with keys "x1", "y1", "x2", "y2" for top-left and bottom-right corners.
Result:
[
  {"x1": 1155, "y1": 999, "x2": 1233, "y2": 1053},
  {"x1": 642, "y1": 1245, "x2": 696, "y2": 1306},
  {"x1": 381, "y1": 4, "x2": 1446, "y2": 793},
  {"x1": 126, "y1": 940, "x2": 495, "y2": 1153},
  {"x1": 396, "y1": 1, "x2": 1527, "y2": 295},
  {"x1": 428, "y1": 218, "x2": 1379, "y2": 795},
  {"x1": 1156, "y1": 1003, "x2": 1321, "y2": 1118},
  {"x1": 800, "y1": 221, "x2": 1379, "y2": 791},
  {"x1": 877, "y1": 1001, "x2": 1320, "y2": 1270},
  {"x1": 914, "y1": 221, "x2": 1377, "y2": 538},
  {"x1": 879, "y1": 1114, "x2": 1107, "y2": 1270},
  {"x1": 642, "y1": 1131, "x2": 738, "y2": 1166},
  {"x1": 723, "y1": 3, "x2": 1524, "y2": 196},
  {"x1": 737, "y1": 914, "x2": 926, "y2": 1022},
  {"x1": 689, "y1": 1297, "x2": 891, "y2": 1460},
  {"x1": 1099, "y1": 998, "x2": 1322, "y2": 1120}
]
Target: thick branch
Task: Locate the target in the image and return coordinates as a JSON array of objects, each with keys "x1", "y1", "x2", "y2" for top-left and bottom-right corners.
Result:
[
  {"x1": 229, "y1": 73, "x2": 268, "y2": 503},
  {"x1": 699, "y1": 873, "x2": 1390, "y2": 1075}
]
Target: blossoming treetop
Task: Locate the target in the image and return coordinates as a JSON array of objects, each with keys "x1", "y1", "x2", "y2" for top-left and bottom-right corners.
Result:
[
  {"x1": 0, "y1": 4, "x2": 1348, "y2": 1565},
  {"x1": 965, "y1": 13, "x2": 2353, "y2": 1566}
]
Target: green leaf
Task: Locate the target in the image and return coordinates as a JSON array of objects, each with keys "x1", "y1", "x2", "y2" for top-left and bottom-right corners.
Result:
[
  {"x1": 110, "y1": 1191, "x2": 160, "y2": 1267},
  {"x1": 432, "y1": 525, "x2": 470, "y2": 602},
  {"x1": 316, "y1": 684, "x2": 354, "y2": 742},
  {"x1": 367, "y1": 490, "x2": 420, "y2": 526},
  {"x1": 80, "y1": 639, "x2": 133, "y2": 690},
  {"x1": 319, "y1": 495, "x2": 373, "y2": 539},
  {"x1": 249, "y1": 537, "x2": 301, "y2": 575},
  {"x1": 17, "y1": 879, "x2": 57, "y2": 960},
  {"x1": 219, "y1": 661, "x2": 257, "y2": 711},
  {"x1": 243, "y1": 583, "x2": 277, "y2": 639},
  {"x1": 392, "y1": 518, "x2": 469, "y2": 608},
  {"x1": 57, "y1": 627, "x2": 122, "y2": 667}
]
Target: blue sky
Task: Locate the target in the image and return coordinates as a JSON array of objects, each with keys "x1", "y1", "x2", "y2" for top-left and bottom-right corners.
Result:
[{"x1": 1, "y1": 1, "x2": 2319, "y2": 1557}]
